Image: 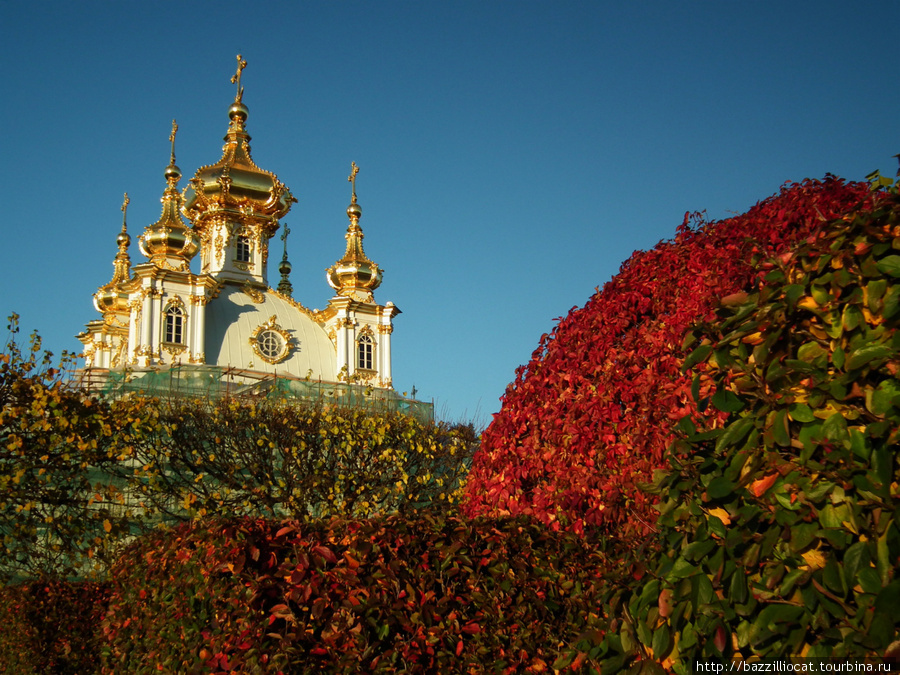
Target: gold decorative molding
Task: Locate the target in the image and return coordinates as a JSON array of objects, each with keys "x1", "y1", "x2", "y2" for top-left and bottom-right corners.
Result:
[
  {"x1": 267, "y1": 288, "x2": 320, "y2": 321},
  {"x1": 162, "y1": 343, "x2": 188, "y2": 357},
  {"x1": 111, "y1": 341, "x2": 128, "y2": 368},
  {"x1": 242, "y1": 283, "x2": 265, "y2": 303}
]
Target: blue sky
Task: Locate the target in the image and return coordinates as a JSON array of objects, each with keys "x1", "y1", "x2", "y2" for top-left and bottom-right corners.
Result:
[{"x1": 2, "y1": 2, "x2": 897, "y2": 424}]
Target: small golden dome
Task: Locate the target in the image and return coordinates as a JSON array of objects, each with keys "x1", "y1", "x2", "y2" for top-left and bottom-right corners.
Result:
[
  {"x1": 139, "y1": 122, "x2": 199, "y2": 270},
  {"x1": 94, "y1": 193, "x2": 133, "y2": 316},
  {"x1": 326, "y1": 163, "x2": 382, "y2": 302}
]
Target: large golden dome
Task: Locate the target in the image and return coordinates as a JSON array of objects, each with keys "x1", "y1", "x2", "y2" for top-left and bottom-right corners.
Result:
[{"x1": 182, "y1": 60, "x2": 294, "y2": 236}]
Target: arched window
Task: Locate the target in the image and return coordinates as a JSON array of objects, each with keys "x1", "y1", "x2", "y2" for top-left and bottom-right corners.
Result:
[
  {"x1": 164, "y1": 305, "x2": 185, "y2": 344},
  {"x1": 357, "y1": 333, "x2": 374, "y2": 371},
  {"x1": 236, "y1": 236, "x2": 252, "y2": 263}
]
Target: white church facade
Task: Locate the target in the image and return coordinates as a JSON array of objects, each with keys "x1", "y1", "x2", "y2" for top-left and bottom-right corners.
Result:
[{"x1": 78, "y1": 57, "x2": 420, "y2": 415}]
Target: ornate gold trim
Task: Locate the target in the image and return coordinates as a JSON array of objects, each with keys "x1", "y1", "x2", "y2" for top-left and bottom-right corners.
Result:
[
  {"x1": 161, "y1": 342, "x2": 188, "y2": 356},
  {"x1": 242, "y1": 283, "x2": 265, "y2": 303}
]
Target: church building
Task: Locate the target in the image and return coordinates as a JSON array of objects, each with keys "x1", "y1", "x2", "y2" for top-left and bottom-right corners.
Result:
[{"x1": 78, "y1": 56, "x2": 414, "y2": 412}]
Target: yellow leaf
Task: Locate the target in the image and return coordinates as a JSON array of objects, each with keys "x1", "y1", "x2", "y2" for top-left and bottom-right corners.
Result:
[
  {"x1": 798, "y1": 296, "x2": 819, "y2": 311},
  {"x1": 708, "y1": 507, "x2": 731, "y2": 526},
  {"x1": 103, "y1": 519, "x2": 112, "y2": 533},
  {"x1": 801, "y1": 549, "x2": 826, "y2": 570}
]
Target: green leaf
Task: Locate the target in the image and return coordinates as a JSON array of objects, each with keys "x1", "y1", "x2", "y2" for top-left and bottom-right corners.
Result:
[
  {"x1": 771, "y1": 409, "x2": 791, "y2": 448},
  {"x1": 788, "y1": 403, "x2": 815, "y2": 423},
  {"x1": 712, "y1": 388, "x2": 744, "y2": 413},
  {"x1": 707, "y1": 476, "x2": 735, "y2": 500},
  {"x1": 797, "y1": 341, "x2": 828, "y2": 366},
  {"x1": 668, "y1": 558, "x2": 698, "y2": 581},
  {"x1": 884, "y1": 285, "x2": 900, "y2": 320},
  {"x1": 551, "y1": 652, "x2": 575, "y2": 671},
  {"x1": 877, "y1": 522, "x2": 892, "y2": 586},
  {"x1": 858, "y1": 566, "x2": 883, "y2": 594},
  {"x1": 876, "y1": 255, "x2": 900, "y2": 277},
  {"x1": 822, "y1": 412, "x2": 850, "y2": 449},
  {"x1": 715, "y1": 417, "x2": 754, "y2": 453},
  {"x1": 832, "y1": 344, "x2": 845, "y2": 369},
  {"x1": 651, "y1": 624, "x2": 671, "y2": 659},
  {"x1": 846, "y1": 344, "x2": 894, "y2": 371},
  {"x1": 683, "y1": 344, "x2": 712, "y2": 371},
  {"x1": 784, "y1": 284, "x2": 806, "y2": 310},
  {"x1": 843, "y1": 541, "x2": 870, "y2": 591}
]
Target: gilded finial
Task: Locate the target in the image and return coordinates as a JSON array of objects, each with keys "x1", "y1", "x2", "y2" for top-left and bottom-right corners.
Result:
[
  {"x1": 169, "y1": 120, "x2": 178, "y2": 165},
  {"x1": 348, "y1": 162, "x2": 359, "y2": 204},
  {"x1": 277, "y1": 223, "x2": 293, "y2": 296},
  {"x1": 281, "y1": 223, "x2": 291, "y2": 255},
  {"x1": 120, "y1": 193, "x2": 130, "y2": 233},
  {"x1": 231, "y1": 54, "x2": 247, "y2": 102}
]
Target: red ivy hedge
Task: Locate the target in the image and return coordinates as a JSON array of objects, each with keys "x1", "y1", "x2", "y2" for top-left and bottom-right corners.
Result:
[
  {"x1": 464, "y1": 177, "x2": 878, "y2": 539},
  {"x1": 101, "y1": 514, "x2": 620, "y2": 674},
  {"x1": 0, "y1": 580, "x2": 110, "y2": 675}
]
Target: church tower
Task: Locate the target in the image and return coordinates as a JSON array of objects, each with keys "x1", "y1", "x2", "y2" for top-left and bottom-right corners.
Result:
[
  {"x1": 78, "y1": 55, "x2": 408, "y2": 406},
  {"x1": 182, "y1": 55, "x2": 295, "y2": 288},
  {"x1": 323, "y1": 163, "x2": 399, "y2": 387}
]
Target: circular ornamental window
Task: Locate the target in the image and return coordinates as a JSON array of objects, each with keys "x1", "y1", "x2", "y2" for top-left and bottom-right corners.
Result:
[
  {"x1": 257, "y1": 330, "x2": 284, "y2": 360},
  {"x1": 249, "y1": 316, "x2": 292, "y2": 365}
]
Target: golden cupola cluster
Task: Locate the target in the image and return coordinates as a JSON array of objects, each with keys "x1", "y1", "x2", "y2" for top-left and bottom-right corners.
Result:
[
  {"x1": 326, "y1": 162, "x2": 383, "y2": 303},
  {"x1": 182, "y1": 55, "x2": 295, "y2": 240},
  {"x1": 81, "y1": 55, "x2": 402, "y2": 396},
  {"x1": 138, "y1": 121, "x2": 199, "y2": 270},
  {"x1": 93, "y1": 194, "x2": 134, "y2": 316}
]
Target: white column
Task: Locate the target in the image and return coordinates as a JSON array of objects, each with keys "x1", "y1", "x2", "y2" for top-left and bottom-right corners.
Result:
[
  {"x1": 139, "y1": 291, "x2": 152, "y2": 366},
  {"x1": 127, "y1": 300, "x2": 139, "y2": 364},
  {"x1": 381, "y1": 326, "x2": 392, "y2": 385},
  {"x1": 193, "y1": 299, "x2": 206, "y2": 363}
]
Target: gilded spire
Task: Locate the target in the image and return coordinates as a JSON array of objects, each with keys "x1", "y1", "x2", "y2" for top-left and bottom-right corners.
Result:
[
  {"x1": 112, "y1": 192, "x2": 132, "y2": 282},
  {"x1": 139, "y1": 121, "x2": 198, "y2": 270},
  {"x1": 93, "y1": 193, "x2": 134, "y2": 315},
  {"x1": 327, "y1": 163, "x2": 382, "y2": 302},
  {"x1": 277, "y1": 223, "x2": 293, "y2": 296}
]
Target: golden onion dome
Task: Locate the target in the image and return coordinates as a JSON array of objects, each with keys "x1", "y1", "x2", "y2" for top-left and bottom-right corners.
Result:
[
  {"x1": 326, "y1": 163, "x2": 382, "y2": 302},
  {"x1": 138, "y1": 121, "x2": 199, "y2": 270},
  {"x1": 94, "y1": 194, "x2": 134, "y2": 315},
  {"x1": 182, "y1": 58, "x2": 294, "y2": 235}
]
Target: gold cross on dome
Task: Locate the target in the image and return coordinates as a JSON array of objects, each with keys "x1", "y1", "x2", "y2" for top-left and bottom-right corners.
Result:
[
  {"x1": 231, "y1": 54, "x2": 247, "y2": 101},
  {"x1": 169, "y1": 120, "x2": 178, "y2": 164},
  {"x1": 348, "y1": 162, "x2": 359, "y2": 203},
  {"x1": 120, "y1": 193, "x2": 130, "y2": 231}
]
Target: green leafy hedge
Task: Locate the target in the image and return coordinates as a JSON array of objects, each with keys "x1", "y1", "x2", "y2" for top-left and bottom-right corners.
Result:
[
  {"x1": 592, "y1": 187, "x2": 900, "y2": 669},
  {"x1": 100, "y1": 513, "x2": 619, "y2": 674}
]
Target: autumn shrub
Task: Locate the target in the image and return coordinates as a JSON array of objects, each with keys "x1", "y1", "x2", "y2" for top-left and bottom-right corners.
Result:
[
  {"x1": 0, "y1": 315, "x2": 130, "y2": 581},
  {"x1": 101, "y1": 513, "x2": 621, "y2": 674},
  {"x1": 0, "y1": 580, "x2": 111, "y2": 674},
  {"x1": 465, "y1": 176, "x2": 880, "y2": 539},
  {"x1": 106, "y1": 396, "x2": 477, "y2": 522},
  {"x1": 584, "y1": 182, "x2": 900, "y2": 669}
]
